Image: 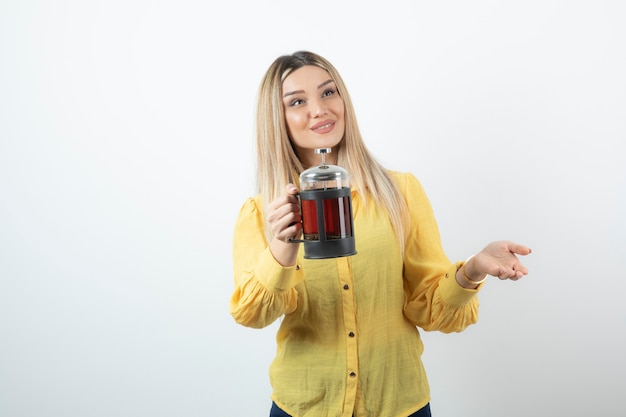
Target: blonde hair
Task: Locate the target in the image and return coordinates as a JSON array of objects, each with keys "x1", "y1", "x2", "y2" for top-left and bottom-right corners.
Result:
[{"x1": 254, "y1": 51, "x2": 408, "y2": 247}]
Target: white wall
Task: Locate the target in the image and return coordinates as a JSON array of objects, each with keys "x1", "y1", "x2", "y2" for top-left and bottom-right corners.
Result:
[{"x1": 1, "y1": 1, "x2": 624, "y2": 416}]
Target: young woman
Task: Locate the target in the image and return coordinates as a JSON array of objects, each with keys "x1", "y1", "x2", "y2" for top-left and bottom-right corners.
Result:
[{"x1": 230, "y1": 50, "x2": 531, "y2": 417}]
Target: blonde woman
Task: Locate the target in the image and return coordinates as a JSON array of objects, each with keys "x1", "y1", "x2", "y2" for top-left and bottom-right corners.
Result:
[{"x1": 230, "y1": 51, "x2": 532, "y2": 417}]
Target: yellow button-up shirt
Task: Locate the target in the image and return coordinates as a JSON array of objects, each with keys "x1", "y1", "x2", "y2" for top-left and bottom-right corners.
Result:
[{"x1": 230, "y1": 172, "x2": 481, "y2": 417}]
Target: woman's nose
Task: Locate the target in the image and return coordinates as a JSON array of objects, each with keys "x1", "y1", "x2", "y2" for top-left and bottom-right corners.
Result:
[{"x1": 311, "y1": 99, "x2": 327, "y2": 117}]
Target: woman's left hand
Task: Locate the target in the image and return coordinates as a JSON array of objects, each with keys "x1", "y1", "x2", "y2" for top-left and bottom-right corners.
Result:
[{"x1": 468, "y1": 241, "x2": 532, "y2": 281}]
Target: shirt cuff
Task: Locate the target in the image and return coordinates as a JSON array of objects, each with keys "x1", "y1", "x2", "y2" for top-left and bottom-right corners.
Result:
[
  {"x1": 255, "y1": 247, "x2": 303, "y2": 292},
  {"x1": 439, "y1": 261, "x2": 483, "y2": 307}
]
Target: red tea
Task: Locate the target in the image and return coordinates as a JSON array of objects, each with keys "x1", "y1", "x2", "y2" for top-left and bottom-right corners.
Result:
[{"x1": 302, "y1": 196, "x2": 353, "y2": 241}]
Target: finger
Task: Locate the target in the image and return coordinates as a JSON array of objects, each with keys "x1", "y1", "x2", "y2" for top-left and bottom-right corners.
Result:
[
  {"x1": 268, "y1": 198, "x2": 300, "y2": 222},
  {"x1": 278, "y1": 219, "x2": 303, "y2": 243},
  {"x1": 285, "y1": 193, "x2": 300, "y2": 206},
  {"x1": 496, "y1": 272, "x2": 517, "y2": 280},
  {"x1": 286, "y1": 183, "x2": 299, "y2": 195},
  {"x1": 491, "y1": 266, "x2": 518, "y2": 280},
  {"x1": 512, "y1": 263, "x2": 529, "y2": 275},
  {"x1": 502, "y1": 271, "x2": 524, "y2": 281},
  {"x1": 272, "y1": 210, "x2": 302, "y2": 238},
  {"x1": 507, "y1": 241, "x2": 533, "y2": 256},
  {"x1": 503, "y1": 268, "x2": 527, "y2": 280},
  {"x1": 286, "y1": 220, "x2": 302, "y2": 239}
]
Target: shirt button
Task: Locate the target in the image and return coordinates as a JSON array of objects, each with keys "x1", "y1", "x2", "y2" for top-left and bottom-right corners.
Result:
[
  {"x1": 348, "y1": 331, "x2": 355, "y2": 337},
  {"x1": 349, "y1": 372, "x2": 357, "y2": 378},
  {"x1": 343, "y1": 284, "x2": 349, "y2": 290},
  {"x1": 296, "y1": 265, "x2": 301, "y2": 270}
]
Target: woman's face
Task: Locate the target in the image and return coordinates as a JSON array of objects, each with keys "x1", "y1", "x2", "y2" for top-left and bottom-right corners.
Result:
[{"x1": 281, "y1": 65, "x2": 345, "y2": 167}]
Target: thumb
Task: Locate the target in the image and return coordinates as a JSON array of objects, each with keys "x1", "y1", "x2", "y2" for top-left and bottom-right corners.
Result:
[
  {"x1": 286, "y1": 183, "x2": 299, "y2": 195},
  {"x1": 507, "y1": 241, "x2": 533, "y2": 256}
]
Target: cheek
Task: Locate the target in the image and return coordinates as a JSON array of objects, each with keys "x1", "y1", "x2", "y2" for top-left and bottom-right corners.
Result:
[
  {"x1": 284, "y1": 112, "x2": 306, "y2": 146},
  {"x1": 336, "y1": 105, "x2": 346, "y2": 135},
  {"x1": 332, "y1": 100, "x2": 346, "y2": 120},
  {"x1": 285, "y1": 110, "x2": 305, "y2": 132}
]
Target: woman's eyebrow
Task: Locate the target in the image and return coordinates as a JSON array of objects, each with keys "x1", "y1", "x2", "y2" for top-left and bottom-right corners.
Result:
[
  {"x1": 283, "y1": 79, "x2": 334, "y2": 98},
  {"x1": 317, "y1": 79, "x2": 334, "y2": 89},
  {"x1": 283, "y1": 89, "x2": 303, "y2": 98}
]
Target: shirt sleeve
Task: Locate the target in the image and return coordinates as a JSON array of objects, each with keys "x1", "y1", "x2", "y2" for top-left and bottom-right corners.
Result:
[
  {"x1": 229, "y1": 197, "x2": 304, "y2": 329},
  {"x1": 397, "y1": 172, "x2": 482, "y2": 333}
]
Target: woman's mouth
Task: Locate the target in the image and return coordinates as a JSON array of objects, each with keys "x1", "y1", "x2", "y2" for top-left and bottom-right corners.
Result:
[{"x1": 311, "y1": 120, "x2": 334, "y2": 133}]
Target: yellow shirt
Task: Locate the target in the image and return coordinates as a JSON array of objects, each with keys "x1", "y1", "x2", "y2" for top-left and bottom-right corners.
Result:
[{"x1": 230, "y1": 171, "x2": 481, "y2": 417}]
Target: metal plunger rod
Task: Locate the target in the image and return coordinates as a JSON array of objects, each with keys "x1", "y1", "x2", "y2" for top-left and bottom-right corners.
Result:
[
  {"x1": 314, "y1": 148, "x2": 331, "y2": 190},
  {"x1": 315, "y1": 148, "x2": 331, "y2": 167}
]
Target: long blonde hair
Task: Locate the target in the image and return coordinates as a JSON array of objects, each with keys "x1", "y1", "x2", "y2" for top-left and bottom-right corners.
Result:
[{"x1": 254, "y1": 51, "x2": 408, "y2": 246}]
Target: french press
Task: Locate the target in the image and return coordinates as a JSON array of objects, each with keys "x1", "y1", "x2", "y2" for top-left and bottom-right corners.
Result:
[{"x1": 290, "y1": 148, "x2": 357, "y2": 259}]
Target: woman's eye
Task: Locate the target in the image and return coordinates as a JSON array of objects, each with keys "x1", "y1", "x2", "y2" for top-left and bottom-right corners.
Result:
[
  {"x1": 289, "y1": 98, "x2": 304, "y2": 106},
  {"x1": 322, "y1": 88, "x2": 336, "y2": 97}
]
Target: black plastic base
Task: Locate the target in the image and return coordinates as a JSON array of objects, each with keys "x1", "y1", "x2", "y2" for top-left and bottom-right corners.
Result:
[{"x1": 303, "y1": 237, "x2": 357, "y2": 259}]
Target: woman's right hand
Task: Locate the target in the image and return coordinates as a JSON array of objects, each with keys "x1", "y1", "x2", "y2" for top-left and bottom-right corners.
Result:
[{"x1": 267, "y1": 183, "x2": 302, "y2": 266}]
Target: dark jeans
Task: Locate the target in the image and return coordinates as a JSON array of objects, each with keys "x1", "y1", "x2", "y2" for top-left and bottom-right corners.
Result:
[{"x1": 270, "y1": 401, "x2": 432, "y2": 417}]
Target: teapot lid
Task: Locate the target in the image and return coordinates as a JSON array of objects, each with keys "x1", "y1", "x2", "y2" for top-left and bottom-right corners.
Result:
[{"x1": 299, "y1": 148, "x2": 349, "y2": 182}]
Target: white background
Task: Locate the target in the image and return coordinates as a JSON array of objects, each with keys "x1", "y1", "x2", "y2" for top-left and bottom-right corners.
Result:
[{"x1": 1, "y1": 1, "x2": 624, "y2": 416}]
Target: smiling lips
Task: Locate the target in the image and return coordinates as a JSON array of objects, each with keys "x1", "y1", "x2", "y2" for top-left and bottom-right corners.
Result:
[{"x1": 311, "y1": 120, "x2": 335, "y2": 134}]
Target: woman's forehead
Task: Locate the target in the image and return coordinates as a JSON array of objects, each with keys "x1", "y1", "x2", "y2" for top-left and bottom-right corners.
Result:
[{"x1": 282, "y1": 66, "x2": 333, "y2": 91}]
